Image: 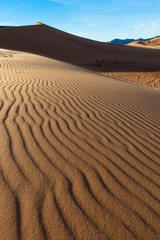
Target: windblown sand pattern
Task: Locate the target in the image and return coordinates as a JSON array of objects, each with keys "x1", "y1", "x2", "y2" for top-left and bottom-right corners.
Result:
[
  {"x1": 102, "y1": 71, "x2": 160, "y2": 89},
  {"x1": 0, "y1": 50, "x2": 160, "y2": 240}
]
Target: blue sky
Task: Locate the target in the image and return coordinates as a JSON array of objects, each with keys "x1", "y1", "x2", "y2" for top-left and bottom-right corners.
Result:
[{"x1": 0, "y1": 0, "x2": 160, "y2": 41}]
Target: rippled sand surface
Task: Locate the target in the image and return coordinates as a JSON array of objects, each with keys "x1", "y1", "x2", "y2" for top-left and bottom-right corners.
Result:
[{"x1": 0, "y1": 50, "x2": 160, "y2": 240}]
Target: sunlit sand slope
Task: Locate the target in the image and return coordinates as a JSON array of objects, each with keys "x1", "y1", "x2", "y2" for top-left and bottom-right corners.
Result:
[
  {"x1": 0, "y1": 50, "x2": 160, "y2": 240},
  {"x1": 128, "y1": 37, "x2": 160, "y2": 49}
]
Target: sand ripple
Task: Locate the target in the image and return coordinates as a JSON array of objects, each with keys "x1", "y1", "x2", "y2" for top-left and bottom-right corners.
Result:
[{"x1": 0, "y1": 50, "x2": 160, "y2": 240}]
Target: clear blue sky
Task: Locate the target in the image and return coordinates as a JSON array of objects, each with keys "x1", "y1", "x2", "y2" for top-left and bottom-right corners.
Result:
[{"x1": 0, "y1": 0, "x2": 160, "y2": 41}]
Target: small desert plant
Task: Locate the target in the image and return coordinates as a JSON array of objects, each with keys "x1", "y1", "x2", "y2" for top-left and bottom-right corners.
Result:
[
  {"x1": 96, "y1": 59, "x2": 103, "y2": 67},
  {"x1": 98, "y1": 62, "x2": 102, "y2": 67},
  {"x1": 113, "y1": 59, "x2": 119, "y2": 64},
  {"x1": 132, "y1": 61, "x2": 136, "y2": 64}
]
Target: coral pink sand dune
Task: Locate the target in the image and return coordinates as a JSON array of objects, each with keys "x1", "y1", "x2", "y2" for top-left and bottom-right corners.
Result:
[{"x1": 0, "y1": 49, "x2": 160, "y2": 239}]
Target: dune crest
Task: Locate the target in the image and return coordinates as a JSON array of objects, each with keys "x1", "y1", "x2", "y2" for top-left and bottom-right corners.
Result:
[
  {"x1": 34, "y1": 22, "x2": 44, "y2": 26},
  {"x1": 0, "y1": 23, "x2": 160, "y2": 89},
  {"x1": 0, "y1": 49, "x2": 160, "y2": 239},
  {"x1": 0, "y1": 22, "x2": 159, "y2": 66}
]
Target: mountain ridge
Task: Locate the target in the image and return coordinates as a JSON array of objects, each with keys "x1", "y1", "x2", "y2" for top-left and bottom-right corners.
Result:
[{"x1": 110, "y1": 36, "x2": 160, "y2": 44}]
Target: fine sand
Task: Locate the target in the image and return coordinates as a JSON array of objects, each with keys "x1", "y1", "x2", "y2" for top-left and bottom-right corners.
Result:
[
  {"x1": 0, "y1": 23, "x2": 160, "y2": 89},
  {"x1": 101, "y1": 70, "x2": 160, "y2": 89},
  {"x1": 102, "y1": 37, "x2": 160, "y2": 88},
  {"x1": 0, "y1": 49, "x2": 160, "y2": 239}
]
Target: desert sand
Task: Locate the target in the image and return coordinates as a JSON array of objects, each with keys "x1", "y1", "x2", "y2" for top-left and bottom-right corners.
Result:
[
  {"x1": 0, "y1": 23, "x2": 160, "y2": 89},
  {"x1": 0, "y1": 48, "x2": 160, "y2": 240},
  {"x1": 101, "y1": 70, "x2": 160, "y2": 89},
  {"x1": 128, "y1": 37, "x2": 160, "y2": 49},
  {"x1": 101, "y1": 37, "x2": 160, "y2": 88}
]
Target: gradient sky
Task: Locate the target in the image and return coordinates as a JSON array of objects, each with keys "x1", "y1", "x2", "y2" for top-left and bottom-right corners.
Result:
[{"x1": 0, "y1": 0, "x2": 160, "y2": 41}]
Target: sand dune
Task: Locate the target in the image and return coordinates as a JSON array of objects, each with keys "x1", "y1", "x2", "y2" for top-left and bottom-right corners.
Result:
[
  {"x1": 0, "y1": 23, "x2": 160, "y2": 66},
  {"x1": 0, "y1": 23, "x2": 160, "y2": 89},
  {"x1": 0, "y1": 49, "x2": 160, "y2": 239},
  {"x1": 128, "y1": 37, "x2": 160, "y2": 49}
]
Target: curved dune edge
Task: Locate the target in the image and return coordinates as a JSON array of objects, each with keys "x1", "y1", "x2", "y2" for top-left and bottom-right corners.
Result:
[
  {"x1": 0, "y1": 49, "x2": 160, "y2": 240},
  {"x1": 34, "y1": 22, "x2": 44, "y2": 26},
  {"x1": 0, "y1": 24, "x2": 160, "y2": 90},
  {"x1": 128, "y1": 42, "x2": 160, "y2": 49}
]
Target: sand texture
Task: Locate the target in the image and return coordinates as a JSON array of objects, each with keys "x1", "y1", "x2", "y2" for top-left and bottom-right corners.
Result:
[
  {"x1": 0, "y1": 49, "x2": 160, "y2": 239},
  {"x1": 0, "y1": 24, "x2": 160, "y2": 89},
  {"x1": 101, "y1": 70, "x2": 160, "y2": 89}
]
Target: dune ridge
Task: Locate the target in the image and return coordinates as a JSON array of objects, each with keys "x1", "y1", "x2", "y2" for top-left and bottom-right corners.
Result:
[
  {"x1": 0, "y1": 23, "x2": 160, "y2": 89},
  {"x1": 0, "y1": 49, "x2": 160, "y2": 239},
  {"x1": 0, "y1": 23, "x2": 160, "y2": 66}
]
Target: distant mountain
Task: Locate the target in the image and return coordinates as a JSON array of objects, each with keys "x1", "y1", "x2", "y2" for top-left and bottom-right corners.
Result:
[
  {"x1": 0, "y1": 26, "x2": 13, "y2": 29},
  {"x1": 110, "y1": 36, "x2": 160, "y2": 45},
  {"x1": 110, "y1": 39, "x2": 135, "y2": 44}
]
